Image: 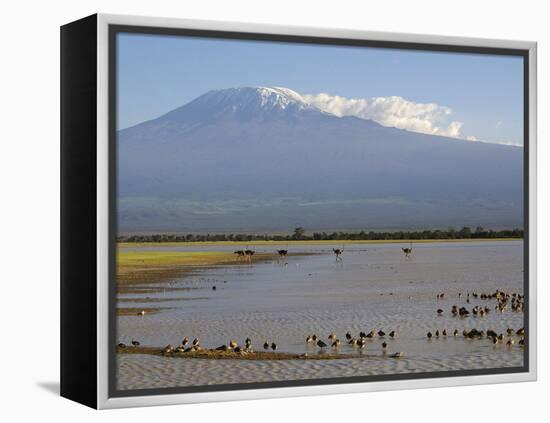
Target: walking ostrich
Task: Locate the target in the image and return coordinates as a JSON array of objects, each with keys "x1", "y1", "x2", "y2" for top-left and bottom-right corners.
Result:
[
  {"x1": 402, "y1": 241, "x2": 413, "y2": 258},
  {"x1": 333, "y1": 245, "x2": 344, "y2": 261},
  {"x1": 244, "y1": 246, "x2": 255, "y2": 262},
  {"x1": 277, "y1": 245, "x2": 289, "y2": 259}
]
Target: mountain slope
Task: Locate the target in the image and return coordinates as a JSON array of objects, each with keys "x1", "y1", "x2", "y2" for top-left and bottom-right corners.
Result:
[{"x1": 117, "y1": 87, "x2": 523, "y2": 232}]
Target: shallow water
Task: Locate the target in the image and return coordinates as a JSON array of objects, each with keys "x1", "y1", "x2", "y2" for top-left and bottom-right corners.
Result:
[{"x1": 116, "y1": 241, "x2": 525, "y2": 390}]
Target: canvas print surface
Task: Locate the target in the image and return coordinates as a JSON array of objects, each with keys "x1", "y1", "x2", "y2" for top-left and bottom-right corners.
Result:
[{"x1": 114, "y1": 31, "x2": 526, "y2": 393}]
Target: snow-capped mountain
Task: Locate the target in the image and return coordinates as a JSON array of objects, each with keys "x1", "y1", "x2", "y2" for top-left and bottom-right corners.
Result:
[{"x1": 117, "y1": 87, "x2": 523, "y2": 232}]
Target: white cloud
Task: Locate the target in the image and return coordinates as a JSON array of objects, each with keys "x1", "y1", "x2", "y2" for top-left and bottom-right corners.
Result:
[{"x1": 303, "y1": 93, "x2": 464, "y2": 138}]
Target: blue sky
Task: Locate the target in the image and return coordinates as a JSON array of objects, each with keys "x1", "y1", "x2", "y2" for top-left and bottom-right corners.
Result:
[{"x1": 117, "y1": 32, "x2": 524, "y2": 145}]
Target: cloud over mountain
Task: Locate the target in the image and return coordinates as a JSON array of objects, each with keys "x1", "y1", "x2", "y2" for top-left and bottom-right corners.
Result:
[
  {"x1": 303, "y1": 93, "x2": 464, "y2": 138},
  {"x1": 117, "y1": 86, "x2": 523, "y2": 232}
]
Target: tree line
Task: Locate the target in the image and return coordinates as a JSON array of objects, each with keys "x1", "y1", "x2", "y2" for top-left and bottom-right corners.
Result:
[{"x1": 117, "y1": 226, "x2": 523, "y2": 243}]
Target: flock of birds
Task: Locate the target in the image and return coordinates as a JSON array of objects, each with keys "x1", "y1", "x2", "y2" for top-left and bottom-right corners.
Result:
[
  {"x1": 429, "y1": 288, "x2": 525, "y2": 349},
  {"x1": 234, "y1": 242, "x2": 416, "y2": 262},
  {"x1": 120, "y1": 244, "x2": 525, "y2": 361},
  {"x1": 304, "y1": 330, "x2": 403, "y2": 357},
  {"x1": 118, "y1": 331, "x2": 405, "y2": 358}
]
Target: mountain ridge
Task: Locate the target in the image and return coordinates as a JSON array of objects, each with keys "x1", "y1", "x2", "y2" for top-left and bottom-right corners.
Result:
[{"x1": 117, "y1": 87, "x2": 523, "y2": 232}]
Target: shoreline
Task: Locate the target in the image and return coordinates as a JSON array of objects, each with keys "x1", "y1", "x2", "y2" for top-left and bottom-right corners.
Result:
[
  {"x1": 117, "y1": 251, "x2": 282, "y2": 288},
  {"x1": 116, "y1": 345, "x2": 392, "y2": 361},
  {"x1": 118, "y1": 238, "x2": 522, "y2": 248}
]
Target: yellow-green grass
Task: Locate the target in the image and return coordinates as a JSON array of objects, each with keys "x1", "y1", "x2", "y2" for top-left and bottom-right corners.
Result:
[
  {"x1": 118, "y1": 250, "x2": 238, "y2": 267},
  {"x1": 118, "y1": 238, "x2": 521, "y2": 248},
  {"x1": 117, "y1": 250, "x2": 277, "y2": 286}
]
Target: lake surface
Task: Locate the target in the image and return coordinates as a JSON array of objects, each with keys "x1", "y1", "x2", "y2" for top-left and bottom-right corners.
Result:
[{"x1": 116, "y1": 241, "x2": 525, "y2": 390}]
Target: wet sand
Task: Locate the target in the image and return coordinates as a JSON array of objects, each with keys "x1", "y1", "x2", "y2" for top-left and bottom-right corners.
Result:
[{"x1": 116, "y1": 240, "x2": 524, "y2": 390}]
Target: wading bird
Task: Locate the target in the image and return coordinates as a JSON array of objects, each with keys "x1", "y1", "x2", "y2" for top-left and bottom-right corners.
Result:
[
  {"x1": 402, "y1": 241, "x2": 413, "y2": 258},
  {"x1": 244, "y1": 246, "x2": 255, "y2": 262},
  {"x1": 277, "y1": 246, "x2": 288, "y2": 259},
  {"x1": 333, "y1": 246, "x2": 344, "y2": 261}
]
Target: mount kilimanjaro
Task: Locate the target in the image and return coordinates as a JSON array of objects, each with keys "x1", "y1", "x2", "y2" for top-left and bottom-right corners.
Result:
[{"x1": 117, "y1": 87, "x2": 523, "y2": 232}]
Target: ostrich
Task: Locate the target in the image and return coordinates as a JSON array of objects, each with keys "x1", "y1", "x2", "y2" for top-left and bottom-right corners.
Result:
[
  {"x1": 244, "y1": 246, "x2": 255, "y2": 262},
  {"x1": 402, "y1": 241, "x2": 413, "y2": 258},
  {"x1": 333, "y1": 245, "x2": 344, "y2": 261},
  {"x1": 276, "y1": 245, "x2": 289, "y2": 259}
]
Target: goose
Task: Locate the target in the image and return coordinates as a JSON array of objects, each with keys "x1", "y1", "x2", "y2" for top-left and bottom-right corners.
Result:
[
  {"x1": 117, "y1": 343, "x2": 126, "y2": 348},
  {"x1": 357, "y1": 338, "x2": 366, "y2": 349},
  {"x1": 163, "y1": 344, "x2": 173, "y2": 354},
  {"x1": 317, "y1": 340, "x2": 327, "y2": 348},
  {"x1": 437, "y1": 309, "x2": 443, "y2": 315},
  {"x1": 377, "y1": 330, "x2": 386, "y2": 337},
  {"x1": 245, "y1": 337, "x2": 252, "y2": 349},
  {"x1": 345, "y1": 332, "x2": 352, "y2": 340},
  {"x1": 192, "y1": 338, "x2": 200, "y2": 346},
  {"x1": 306, "y1": 335, "x2": 314, "y2": 344},
  {"x1": 215, "y1": 344, "x2": 228, "y2": 351},
  {"x1": 389, "y1": 352, "x2": 404, "y2": 358},
  {"x1": 332, "y1": 339, "x2": 341, "y2": 348},
  {"x1": 131, "y1": 340, "x2": 140, "y2": 347},
  {"x1": 442, "y1": 329, "x2": 448, "y2": 337},
  {"x1": 427, "y1": 331, "x2": 433, "y2": 339},
  {"x1": 348, "y1": 337, "x2": 357, "y2": 345},
  {"x1": 263, "y1": 341, "x2": 269, "y2": 350},
  {"x1": 506, "y1": 338, "x2": 515, "y2": 347},
  {"x1": 271, "y1": 342, "x2": 277, "y2": 351},
  {"x1": 518, "y1": 338, "x2": 525, "y2": 346},
  {"x1": 181, "y1": 337, "x2": 189, "y2": 347},
  {"x1": 453, "y1": 329, "x2": 459, "y2": 337},
  {"x1": 506, "y1": 328, "x2": 514, "y2": 336},
  {"x1": 389, "y1": 330, "x2": 396, "y2": 339},
  {"x1": 516, "y1": 328, "x2": 525, "y2": 336},
  {"x1": 328, "y1": 332, "x2": 337, "y2": 341},
  {"x1": 486, "y1": 329, "x2": 498, "y2": 338},
  {"x1": 435, "y1": 329, "x2": 440, "y2": 338},
  {"x1": 382, "y1": 341, "x2": 388, "y2": 353},
  {"x1": 176, "y1": 345, "x2": 185, "y2": 353},
  {"x1": 229, "y1": 340, "x2": 238, "y2": 349}
]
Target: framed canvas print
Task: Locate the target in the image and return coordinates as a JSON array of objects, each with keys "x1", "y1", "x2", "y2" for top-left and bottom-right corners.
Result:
[{"x1": 60, "y1": 14, "x2": 537, "y2": 409}]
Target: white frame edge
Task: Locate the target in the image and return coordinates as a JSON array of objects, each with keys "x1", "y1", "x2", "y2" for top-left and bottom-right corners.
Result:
[{"x1": 96, "y1": 13, "x2": 537, "y2": 409}]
